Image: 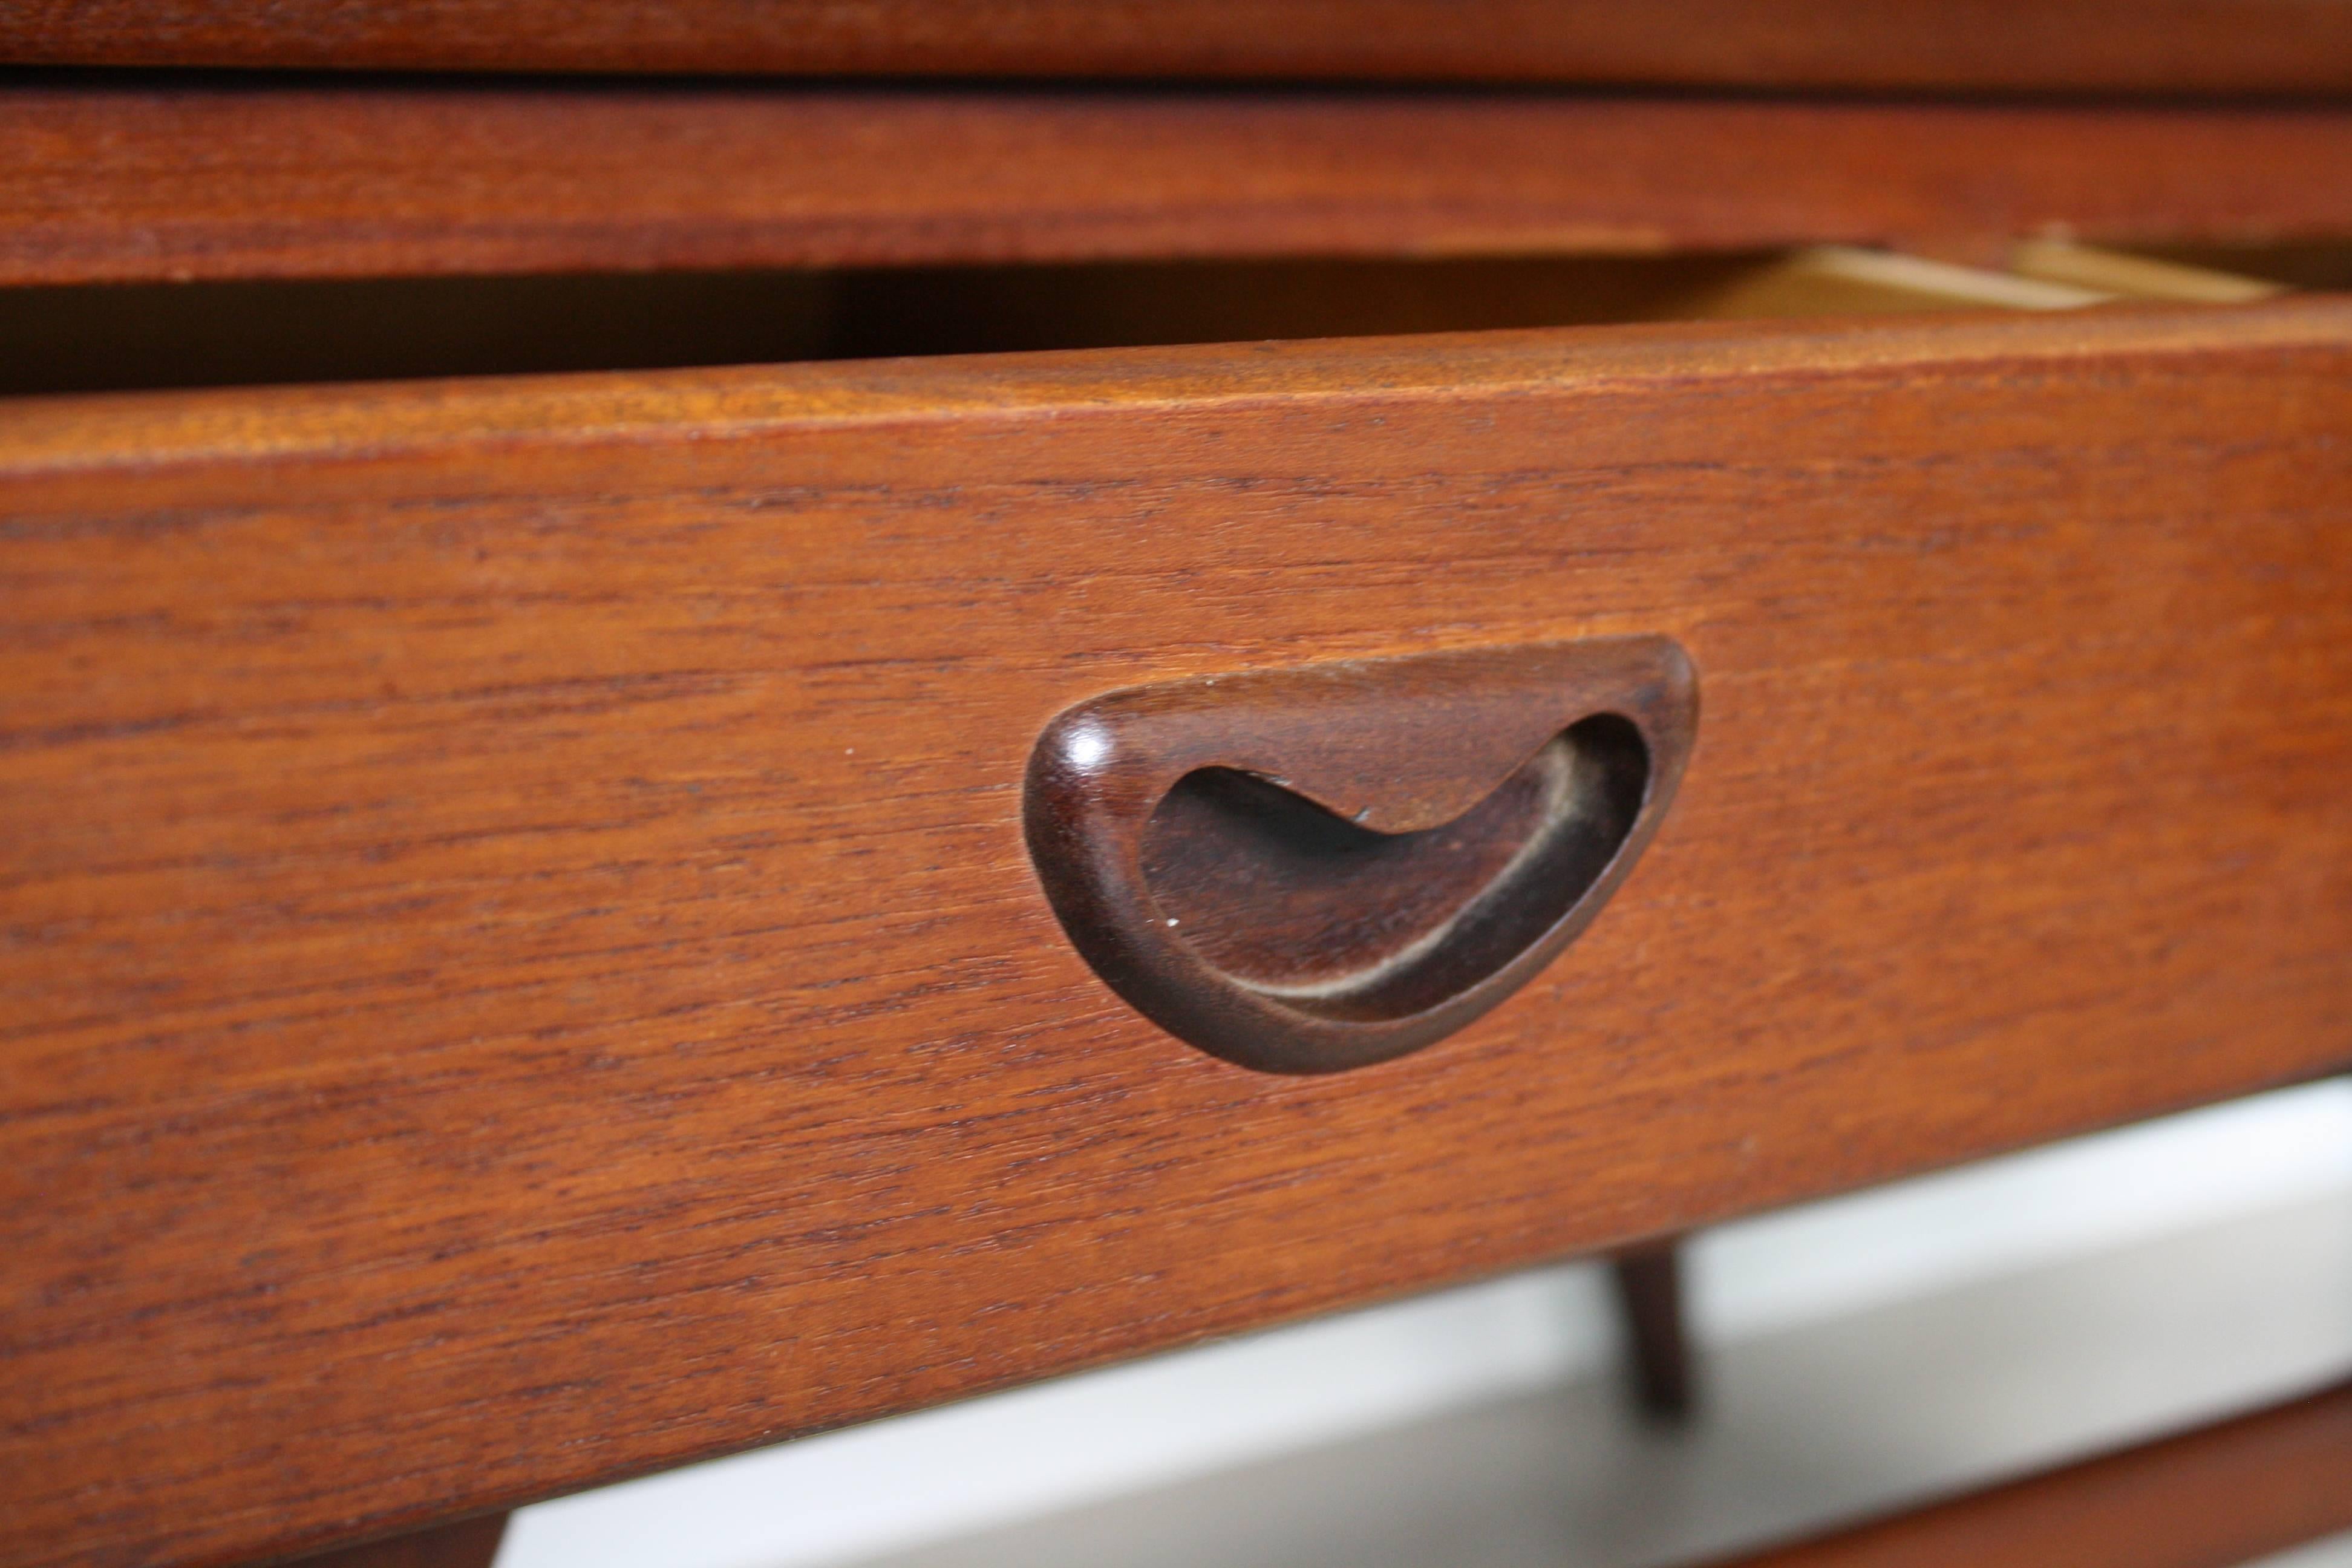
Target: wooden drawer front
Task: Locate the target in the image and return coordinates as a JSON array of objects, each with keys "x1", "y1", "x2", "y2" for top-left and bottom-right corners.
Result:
[{"x1": 5, "y1": 304, "x2": 2351, "y2": 1566}]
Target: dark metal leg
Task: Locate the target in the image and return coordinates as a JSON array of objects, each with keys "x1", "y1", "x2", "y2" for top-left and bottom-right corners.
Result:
[{"x1": 1611, "y1": 1237, "x2": 1696, "y2": 1422}]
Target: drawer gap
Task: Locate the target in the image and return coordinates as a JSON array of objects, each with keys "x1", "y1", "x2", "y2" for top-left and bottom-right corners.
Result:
[{"x1": 0, "y1": 241, "x2": 2311, "y2": 399}]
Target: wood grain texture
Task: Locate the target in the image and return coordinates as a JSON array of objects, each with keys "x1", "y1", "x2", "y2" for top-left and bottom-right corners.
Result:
[
  {"x1": 6, "y1": 0, "x2": 2352, "y2": 90},
  {"x1": 12, "y1": 83, "x2": 2352, "y2": 286},
  {"x1": 4, "y1": 303, "x2": 2352, "y2": 1566},
  {"x1": 1711, "y1": 1379, "x2": 2352, "y2": 1568}
]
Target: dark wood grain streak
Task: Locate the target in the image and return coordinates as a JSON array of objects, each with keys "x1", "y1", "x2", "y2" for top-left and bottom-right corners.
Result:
[
  {"x1": 4, "y1": 304, "x2": 2352, "y2": 1566},
  {"x1": 1710, "y1": 1379, "x2": 2352, "y2": 1568},
  {"x1": 10, "y1": 84, "x2": 2352, "y2": 286},
  {"x1": 6, "y1": 0, "x2": 2352, "y2": 91}
]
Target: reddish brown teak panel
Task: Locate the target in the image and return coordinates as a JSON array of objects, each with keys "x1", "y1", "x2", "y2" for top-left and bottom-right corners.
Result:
[
  {"x1": 5, "y1": 0, "x2": 2351, "y2": 90},
  {"x1": 8, "y1": 85, "x2": 2352, "y2": 285},
  {"x1": 4, "y1": 304, "x2": 2351, "y2": 1566}
]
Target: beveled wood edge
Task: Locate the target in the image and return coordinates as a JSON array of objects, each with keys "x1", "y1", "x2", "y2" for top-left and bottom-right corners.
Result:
[
  {"x1": 6, "y1": 298, "x2": 2352, "y2": 480},
  {"x1": 1700, "y1": 1378, "x2": 2352, "y2": 1568}
]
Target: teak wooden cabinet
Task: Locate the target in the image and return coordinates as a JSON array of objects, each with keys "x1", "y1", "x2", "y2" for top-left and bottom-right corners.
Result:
[{"x1": 4, "y1": 8, "x2": 2351, "y2": 1567}]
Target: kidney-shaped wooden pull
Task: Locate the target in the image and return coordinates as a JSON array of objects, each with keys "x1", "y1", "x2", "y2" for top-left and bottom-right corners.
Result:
[{"x1": 1024, "y1": 637, "x2": 1698, "y2": 1073}]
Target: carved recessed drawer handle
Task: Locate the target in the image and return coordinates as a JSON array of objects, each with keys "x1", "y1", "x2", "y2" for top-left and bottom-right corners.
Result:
[{"x1": 1024, "y1": 638, "x2": 1698, "y2": 1073}]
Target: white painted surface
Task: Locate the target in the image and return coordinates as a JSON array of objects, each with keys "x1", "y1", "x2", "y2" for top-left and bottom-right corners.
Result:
[
  {"x1": 501, "y1": 1078, "x2": 2352, "y2": 1568},
  {"x1": 2253, "y1": 1531, "x2": 2352, "y2": 1568},
  {"x1": 1691, "y1": 1077, "x2": 2352, "y2": 1338},
  {"x1": 854, "y1": 1188, "x2": 2352, "y2": 1568}
]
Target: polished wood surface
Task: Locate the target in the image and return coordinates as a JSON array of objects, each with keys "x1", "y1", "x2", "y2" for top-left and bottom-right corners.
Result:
[
  {"x1": 11, "y1": 84, "x2": 2352, "y2": 286},
  {"x1": 7, "y1": 0, "x2": 2352, "y2": 90},
  {"x1": 5, "y1": 303, "x2": 2352, "y2": 1565},
  {"x1": 1711, "y1": 1379, "x2": 2352, "y2": 1568}
]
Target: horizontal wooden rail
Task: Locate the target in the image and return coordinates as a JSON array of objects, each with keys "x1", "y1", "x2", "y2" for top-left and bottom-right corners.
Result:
[
  {"x1": 7, "y1": 0, "x2": 2352, "y2": 91},
  {"x1": 1711, "y1": 1380, "x2": 2352, "y2": 1568},
  {"x1": 5, "y1": 85, "x2": 2352, "y2": 286}
]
